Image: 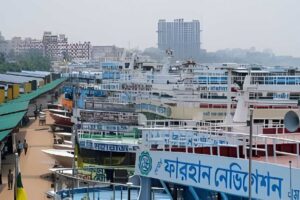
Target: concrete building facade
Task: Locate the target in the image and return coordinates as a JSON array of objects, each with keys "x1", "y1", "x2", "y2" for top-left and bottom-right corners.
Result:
[
  {"x1": 42, "y1": 32, "x2": 91, "y2": 61},
  {"x1": 42, "y1": 32, "x2": 68, "y2": 61},
  {"x1": 91, "y1": 45, "x2": 123, "y2": 61},
  {"x1": 68, "y1": 42, "x2": 91, "y2": 61},
  {"x1": 158, "y1": 19, "x2": 201, "y2": 60}
]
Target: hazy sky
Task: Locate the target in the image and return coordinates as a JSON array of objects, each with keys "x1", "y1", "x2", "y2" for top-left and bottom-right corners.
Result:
[{"x1": 1, "y1": 0, "x2": 300, "y2": 56}]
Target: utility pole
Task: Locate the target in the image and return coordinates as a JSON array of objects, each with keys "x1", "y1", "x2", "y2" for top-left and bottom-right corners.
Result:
[
  {"x1": 248, "y1": 109, "x2": 253, "y2": 199},
  {"x1": 14, "y1": 153, "x2": 19, "y2": 200},
  {"x1": 289, "y1": 160, "x2": 292, "y2": 200}
]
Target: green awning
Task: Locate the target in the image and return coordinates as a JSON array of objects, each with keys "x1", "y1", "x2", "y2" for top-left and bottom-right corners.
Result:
[
  {"x1": 0, "y1": 129, "x2": 12, "y2": 141},
  {"x1": 10, "y1": 78, "x2": 66, "y2": 103},
  {"x1": 0, "y1": 111, "x2": 26, "y2": 131},
  {"x1": 0, "y1": 78, "x2": 66, "y2": 138},
  {"x1": 0, "y1": 78, "x2": 65, "y2": 116},
  {"x1": 0, "y1": 101, "x2": 29, "y2": 116}
]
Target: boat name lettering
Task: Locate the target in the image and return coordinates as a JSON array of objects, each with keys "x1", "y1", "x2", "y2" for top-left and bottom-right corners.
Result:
[
  {"x1": 161, "y1": 158, "x2": 283, "y2": 198},
  {"x1": 80, "y1": 141, "x2": 139, "y2": 152},
  {"x1": 164, "y1": 158, "x2": 211, "y2": 184},
  {"x1": 289, "y1": 189, "x2": 300, "y2": 200}
]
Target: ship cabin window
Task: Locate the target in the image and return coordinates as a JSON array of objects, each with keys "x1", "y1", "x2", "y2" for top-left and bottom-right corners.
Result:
[
  {"x1": 171, "y1": 121, "x2": 179, "y2": 126},
  {"x1": 253, "y1": 119, "x2": 264, "y2": 124},
  {"x1": 290, "y1": 93, "x2": 300, "y2": 100},
  {"x1": 107, "y1": 131, "x2": 116, "y2": 137}
]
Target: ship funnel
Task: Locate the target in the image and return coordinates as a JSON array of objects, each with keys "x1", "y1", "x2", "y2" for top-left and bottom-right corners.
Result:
[{"x1": 284, "y1": 111, "x2": 299, "y2": 132}]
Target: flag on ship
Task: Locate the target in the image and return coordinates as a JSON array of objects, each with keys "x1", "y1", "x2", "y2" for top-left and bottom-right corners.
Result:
[
  {"x1": 75, "y1": 127, "x2": 83, "y2": 168},
  {"x1": 16, "y1": 172, "x2": 28, "y2": 200}
]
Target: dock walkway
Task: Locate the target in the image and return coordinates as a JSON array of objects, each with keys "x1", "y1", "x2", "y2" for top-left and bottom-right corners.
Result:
[{"x1": 0, "y1": 112, "x2": 56, "y2": 200}]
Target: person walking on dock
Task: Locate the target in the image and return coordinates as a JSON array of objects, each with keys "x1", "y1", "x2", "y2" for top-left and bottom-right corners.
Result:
[
  {"x1": 7, "y1": 169, "x2": 13, "y2": 190},
  {"x1": 34, "y1": 110, "x2": 38, "y2": 120},
  {"x1": 23, "y1": 139, "x2": 28, "y2": 155},
  {"x1": 17, "y1": 140, "x2": 23, "y2": 156},
  {"x1": 34, "y1": 104, "x2": 38, "y2": 120}
]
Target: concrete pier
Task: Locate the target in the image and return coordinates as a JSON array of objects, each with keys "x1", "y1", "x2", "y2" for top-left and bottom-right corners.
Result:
[{"x1": 0, "y1": 112, "x2": 56, "y2": 199}]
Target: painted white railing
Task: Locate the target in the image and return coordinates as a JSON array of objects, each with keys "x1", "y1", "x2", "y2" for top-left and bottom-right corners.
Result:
[{"x1": 140, "y1": 127, "x2": 300, "y2": 168}]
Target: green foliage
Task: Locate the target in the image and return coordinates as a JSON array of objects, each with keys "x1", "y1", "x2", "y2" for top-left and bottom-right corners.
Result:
[
  {"x1": 0, "y1": 50, "x2": 51, "y2": 73},
  {"x1": 0, "y1": 53, "x2": 5, "y2": 64}
]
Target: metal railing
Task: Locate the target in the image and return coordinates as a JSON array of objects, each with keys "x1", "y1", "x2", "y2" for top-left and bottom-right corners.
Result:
[
  {"x1": 52, "y1": 167, "x2": 167, "y2": 200},
  {"x1": 140, "y1": 127, "x2": 300, "y2": 168}
]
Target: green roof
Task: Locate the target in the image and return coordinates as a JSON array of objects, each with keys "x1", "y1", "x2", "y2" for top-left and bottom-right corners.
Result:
[
  {"x1": 0, "y1": 78, "x2": 66, "y2": 141},
  {"x1": 0, "y1": 101, "x2": 29, "y2": 116},
  {"x1": 0, "y1": 111, "x2": 26, "y2": 131},
  {"x1": 10, "y1": 78, "x2": 66, "y2": 103},
  {"x1": 0, "y1": 78, "x2": 65, "y2": 115},
  {"x1": 0, "y1": 129, "x2": 12, "y2": 141}
]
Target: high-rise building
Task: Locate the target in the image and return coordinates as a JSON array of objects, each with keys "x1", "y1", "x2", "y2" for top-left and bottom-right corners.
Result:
[
  {"x1": 68, "y1": 42, "x2": 91, "y2": 61},
  {"x1": 1, "y1": 31, "x2": 92, "y2": 61},
  {"x1": 157, "y1": 19, "x2": 201, "y2": 60},
  {"x1": 42, "y1": 32, "x2": 91, "y2": 61},
  {"x1": 42, "y1": 32, "x2": 68, "y2": 61},
  {"x1": 14, "y1": 37, "x2": 44, "y2": 55}
]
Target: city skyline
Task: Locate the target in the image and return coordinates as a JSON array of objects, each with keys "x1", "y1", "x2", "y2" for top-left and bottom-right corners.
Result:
[{"x1": 1, "y1": 0, "x2": 300, "y2": 57}]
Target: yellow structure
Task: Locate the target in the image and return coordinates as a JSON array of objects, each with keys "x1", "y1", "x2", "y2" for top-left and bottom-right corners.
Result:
[
  {"x1": 13, "y1": 84, "x2": 20, "y2": 99},
  {"x1": 7, "y1": 85, "x2": 13, "y2": 100},
  {"x1": 0, "y1": 87, "x2": 4, "y2": 104},
  {"x1": 24, "y1": 82, "x2": 32, "y2": 93},
  {"x1": 39, "y1": 80, "x2": 44, "y2": 87}
]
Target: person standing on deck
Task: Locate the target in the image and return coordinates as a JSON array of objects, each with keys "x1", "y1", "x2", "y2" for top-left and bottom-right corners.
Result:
[
  {"x1": 23, "y1": 139, "x2": 28, "y2": 155},
  {"x1": 7, "y1": 169, "x2": 13, "y2": 190}
]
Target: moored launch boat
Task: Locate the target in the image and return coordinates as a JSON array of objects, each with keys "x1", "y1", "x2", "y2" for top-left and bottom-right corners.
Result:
[
  {"x1": 42, "y1": 149, "x2": 74, "y2": 168},
  {"x1": 49, "y1": 109, "x2": 72, "y2": 117},
  {"x1": 50, "y1": 113, "x2": 74, "y2": 127}
]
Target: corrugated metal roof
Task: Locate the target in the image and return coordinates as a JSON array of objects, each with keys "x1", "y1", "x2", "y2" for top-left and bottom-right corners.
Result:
[
  {"x1": 0, "y1": 111, "x2": 26, "y2": 131},
  {"x1": 0, "y1": 77, "x2": 66, "y2": 140},
  {"x1": 0, "y1": 101, "x2": 29, "y2": 116},
  {"x1": 7, "y1": 71, "x2": 50, "y2": 78},
  {"x1": 10, "y1": 78, "x2": 66, "y2": 103},
  {"x1": 22, "y1": 70, "x2": 51, "y2": 76},
  {"x1": 0, "y1": 74, "x2": 43, "y2": 84}
]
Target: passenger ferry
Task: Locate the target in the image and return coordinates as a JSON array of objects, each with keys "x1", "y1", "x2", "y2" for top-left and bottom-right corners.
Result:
[{"x1": 50, "y1": 55, "x2": 300, "y2": 199}]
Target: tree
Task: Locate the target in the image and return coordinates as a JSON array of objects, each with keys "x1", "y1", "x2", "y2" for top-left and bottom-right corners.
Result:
[
  {"x1": 0, "y1": 50, "x2": 51, "y2": 73},
  {"x1": 0, "y1": 53, "x2": 5, "y2": 64}
]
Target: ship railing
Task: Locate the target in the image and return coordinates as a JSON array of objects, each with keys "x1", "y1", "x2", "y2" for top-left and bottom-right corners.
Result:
[
  {"x1": 77, "y1": 123, "x2": 139, "y2": 132},
  {"x1": 83, "y1": 101, "x2": 136, "y2": 112},
  {"x1": 254, "y1": 123, "x2": 288, "y2": 135},
  {"x1": 78, "y1": 131, "x2": 139, "y2": 141},
  {"x1": 52, "y1": 167, "x2": 166, "y2": 200},
  {"x1": 253, "y1": 122, "x2": 300, "y2": 136},
  {"x1": 145, "y1": 119, "x2": 228, "y2": 130},
  {"x1": 250, "y1": 75, "x2": 300, "y2": 86},
  {"x1": 140, "y1": 127, "x2": 300, "y2": 167}
]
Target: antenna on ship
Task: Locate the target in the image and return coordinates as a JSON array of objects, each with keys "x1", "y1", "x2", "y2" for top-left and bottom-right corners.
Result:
[{"x1": 161, "y1": 48, "x2": 173, "y2": 75}]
